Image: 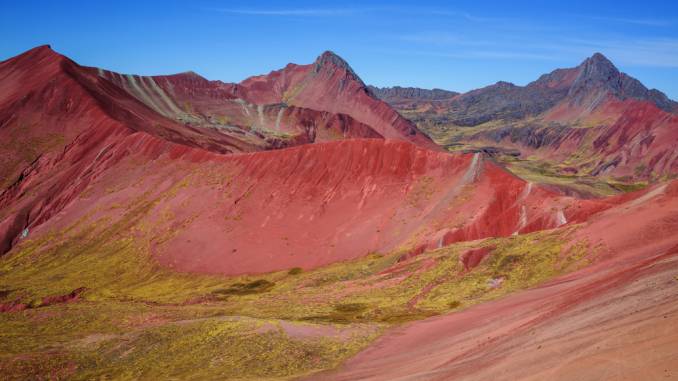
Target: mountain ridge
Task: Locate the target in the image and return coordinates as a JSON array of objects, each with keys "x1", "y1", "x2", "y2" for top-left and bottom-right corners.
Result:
[{"x1": 370, "y1": 52, "x2": 676, "y2": 118}]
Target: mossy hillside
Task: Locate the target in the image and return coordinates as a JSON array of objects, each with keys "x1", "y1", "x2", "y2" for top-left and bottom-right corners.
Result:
[
  {"x1": 0, "y1": 197, "x2": 231, "y2": 305},
  {"x1": 0, "y1": 306, "x2": 379, "y2": 381},
  {"x1": 291, "y1": 229, "x2": 590, "y2": 323},
  {"x1": 0, "y1": 206, "x2": 590, "y2": 322},
  {"x1": 77, "y1": 318, "x2": 376, "y2": 381},
  {"x1": 417, "y1": 231, "x2": 590, "y2": 310},
  {"x1": 506, "y1": 158, "x2": 647, "y2": 197},
  {"x1": 414, "y1": 115, "x2": 651, "y2": 195},
  {"x1": 0, "y1": 120, "x2": 66, "y2": 189},
  {"x1": 0, "y1": 187, "x2": 387, "y2": 379},
  {"x1": 0, "y1": 177, "x2": 594, "y2": 380}
]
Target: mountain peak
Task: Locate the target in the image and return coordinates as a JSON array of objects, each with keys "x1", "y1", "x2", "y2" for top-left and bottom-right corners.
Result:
[
  {"x1": 315, "y1": 50, "x2": 350, "y2": 69},
  {"x1": 14, "y1": 44, "x2": 61, "y2": 60},
  {"x1": 495, "y1": 81, "x2": 517, "y2": 88},
  {"x1": 578, "y1": 52, "x2": 619, "y2": 78},
  {"x1": 582, "y1": 52, "x2": 618, "y2": 73},
  {"x1": 179, "y1": 70, "x2": 205, "y2": 79},
  {"x1": 568, "y1": 52, "x2": 622, "y2": 104},
  {"x1": 32, "y1": 44, "x2": 53, "y2": 52},
  {"x1": 1, "y1": 44, "x2": 68, "y2": 70},
  {"x1": 567, "y1": 52, "x2": 676, "y2": 111},
  {"x1": 312, "y1": 50, "x2": 365, "y2": 86},
  {"x1": 589, "y1": 52, "x2": 612, "y2": 64}
]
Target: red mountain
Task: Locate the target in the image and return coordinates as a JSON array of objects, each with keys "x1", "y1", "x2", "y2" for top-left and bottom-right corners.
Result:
[
  {"x1": 233, "y1": 51, "x2": 436, "y2": 147},
  {"x1": 0, "y1": 45, "x2": 609, "y2": 268},
  {"x1": 90, "y1": 50, "x2": 438, "y2": 151},
  {"x1": 0, "y1": 45, "x2": 443, "y2": 196},
  {"x1": 2, "y1": 45, "x2": 678, "y2": 380}
]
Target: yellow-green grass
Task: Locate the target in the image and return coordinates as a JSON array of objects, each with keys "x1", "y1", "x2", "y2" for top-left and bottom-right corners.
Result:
[
  {"x1": 507, "y1": 159, "x2": 647, "y2": 197},
  {"x1": 0, "y1": 127, "x2": 65, "y2": 189},
  {"x1": 0, "y1": 304, "x2": 380, "y2": 381},
  {"x1": 0, "y1": 188, "x2": 596, "y2": 379},
  {"x1": 412, "y1": 115, "x2": 650, "y2": 196}
]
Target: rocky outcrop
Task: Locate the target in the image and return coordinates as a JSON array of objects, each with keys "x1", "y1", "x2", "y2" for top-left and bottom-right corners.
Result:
[
  {"x1": 568, "y1": 53, "x2": 676, "y2": 112},
  {"x1": 368, "y1": 86, "x2": 458, "y2": 102}
]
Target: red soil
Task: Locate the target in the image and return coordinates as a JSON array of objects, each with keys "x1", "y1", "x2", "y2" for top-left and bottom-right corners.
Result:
[
  {"x1": 543, "y1": 96, "x2": 678, "y2": 178},
  {"x1": 233, "y1": 51, "x2": 437, "y2": 149},
  {"x1": 310, "y1": 181, "x2": 678, "y2": 380},
  {"x1": 2, "y1": 129, "x2": 625, "y2": 275},
  {"x1": 459, "y1": 246, "x2": 495, "y2": 271},
  {"x1": 0, "y1": 300, "x2": 28, "y2": 313},
  {"x1": 0, "y1": 287, "x2": 86, "y2": 313},
  {"x1": 40, "y1": 287, "x2": 87, "y2": 307}
]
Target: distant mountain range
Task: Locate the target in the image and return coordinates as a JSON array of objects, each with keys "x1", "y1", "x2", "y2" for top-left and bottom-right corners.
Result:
[
  {"x1": 367, "y1": 86, "x2": 458, "y2": 103},
  {"x1": 371, "y1": 53, "x2": 676, "y2": 126},
  {"x1": 370, "y1": 53, "x2": 678, "y2": 181}
]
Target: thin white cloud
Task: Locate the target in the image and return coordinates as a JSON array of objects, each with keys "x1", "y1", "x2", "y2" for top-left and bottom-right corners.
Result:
[
  {"x1": 412, "y1": 9, "x2": 513, "y2": 23},
  {"x1": 211, "y1": 6, "x2": 678, "y2": 68},
  {"x1": 583, "y1": 15, "x2": 672, "y2": 27},
  {"x1": 213, "y1": 8, "x2": 365, "y2": 16},
  {"x1": 211, "y1": 6, "x2": 511, "y2": 23},
  {"x1": 394, "y1": 29, "x2": 678, "y2": 68},
  {"x1": 398, "y1": 32, "x2": 496, "y2": 46},
  {"x1": 556, "y1": 37, "x2": 678, "y2": 67},
  {"x1": 384, "y1": 49, "x2": 558, "y2": 61}
]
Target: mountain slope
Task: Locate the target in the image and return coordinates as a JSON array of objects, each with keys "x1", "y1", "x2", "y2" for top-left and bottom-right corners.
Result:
[
  {"x1": 232, "y1": 51, "x2": 439, "y2": 149},
  {"x1": 0, "y1": 134, "x2": 615, "y2": 274},
  {"x1": 313, "y1": 181, "x2": 678, "y2": 381},
  {"x1": 0, "y1": 45, "x2": 443, "y2": 254},
  {"x1": 1, "y1": 45, "x2": 436, "y2": 173},
  {"x1": 376, "y1": 53, "x2": 678, "y2": 182},
  {"x1": 94, "y1": 68, "x2": 384, "y2": 150},
  {"x1": 0, "y1": 46, "x2": 604, "y2": 272},
  {"x1": 93, "y1": 50, "x2": 438, "y2": 151}
]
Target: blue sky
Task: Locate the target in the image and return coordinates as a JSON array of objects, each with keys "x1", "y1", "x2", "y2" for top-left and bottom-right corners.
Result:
[{"x1": 2, "y1": 0, "x2": 678, "y2": 98}]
